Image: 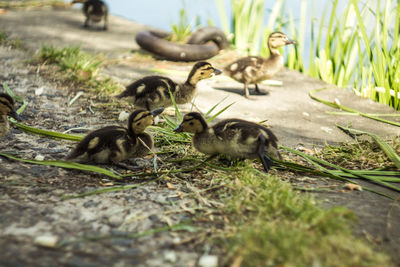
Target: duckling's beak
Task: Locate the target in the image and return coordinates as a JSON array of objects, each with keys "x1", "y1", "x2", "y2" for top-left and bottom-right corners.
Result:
[
  {"x1": 212, "y1": 68, "x2": 222, "y2": 76},
  {"x1": 9, "y1": 110, "x2": 22, "y2": 121},
  {"x1": 286, "y1": 39, "x2": 297, "y2": 45},
  {"x1": 174, "y1": 124, "x2": 184, "y2": 133},
  {"x1": 150, "y1": 107, "x2": 165, "y2": 117}
]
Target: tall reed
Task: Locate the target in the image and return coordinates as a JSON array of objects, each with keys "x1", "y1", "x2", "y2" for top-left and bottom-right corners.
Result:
[{"x1": 216, "y1": 0, "x2": 400, "y2": 110}]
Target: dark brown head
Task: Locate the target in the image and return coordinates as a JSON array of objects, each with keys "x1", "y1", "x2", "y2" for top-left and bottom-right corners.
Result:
[
  {"x1": 128, "y1": 108, "x2": 164, "y2": 134},
  {"x1": 186, "y1": 62, "x2": 222, "y2": 86},
  {"x1": 174, "y1": 112, "x2": 208, "y2": 134},
  {"x1": 0, "y1": 93, "x2": 21, "y2": 120}
]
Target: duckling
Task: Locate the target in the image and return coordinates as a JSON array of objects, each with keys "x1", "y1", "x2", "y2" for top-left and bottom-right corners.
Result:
[
  {"x1": 224, "y1": 32, "x2": 296, "y2": 98},
  {"x1": 174, "y1": 112, "x2": 281, "y2": 172},
  {"x1": 66, "y1": 108, "x2": 164, "y2": 164},
  {"x1": 117, "y1": 62, "x2": 222, "y2": 110},
  {"x1": 0, "y1": 93, "x2": 21, "y2": 138},
  {"x1": 71, "y1": 0, "x2": 108, "y2": 30}
]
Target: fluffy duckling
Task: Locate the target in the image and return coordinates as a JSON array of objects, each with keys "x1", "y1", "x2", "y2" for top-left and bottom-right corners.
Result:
[
  {"x1": 0, "y1": 93, "x2": 21, "y2": 138},
  {"x1": 71, "y1": 0, "x2": 108, "y2": 30},
  {"x1": 224, "y1": 32, "x2": 296, "y2": 98},
  {"x1": 66, "y1": 108, "x2": 164, "y2": 164},
  {"x1": 117, "y1": 62, "x2": 222, "y2": 110},
  {"x1": 174, "y1": 112, "x2": 281, "y2": 172}
]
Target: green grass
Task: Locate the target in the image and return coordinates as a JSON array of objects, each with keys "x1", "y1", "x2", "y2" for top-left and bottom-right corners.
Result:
[
  {"x1": 220, "y1": 169, "x2": 390, "y2": 266},
  {"x1": 37, "y1": 45, "x2": 121, "y2": 94},
  {"x1": 216, "y1": 0, "x2": 265, "y2": 55},
  {"x1": 168, "y1": 8, "x2": 193, "y2": 42},
  {"x1": 217, "y1": 169, "x2": 391, "y2": 267},
  {"x1": 216, "y1": 0, "x2": 400, "y2": 110},
  {"x1": 0, "y1": 0, "x2": 66, "y2": 8},
  {"x1": 0, "y1": 30, "x2": 23, "y2": 49}
]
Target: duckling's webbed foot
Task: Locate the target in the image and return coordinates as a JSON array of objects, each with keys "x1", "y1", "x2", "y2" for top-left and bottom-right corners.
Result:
[
  {"x1": 257, "y1": 135, "x2": 273, "y2": 172},
  {"x1": 218, "y1": 156, "x2": 234, "y2": 166},
  {"x1": 254, "y1": 84, "x2": 267, "y2": 95}
]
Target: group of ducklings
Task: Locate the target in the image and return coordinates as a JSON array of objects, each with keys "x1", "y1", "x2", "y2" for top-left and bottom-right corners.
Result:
[{"x1": 1, "y1": 2, "x2": 297, "y2": 173}]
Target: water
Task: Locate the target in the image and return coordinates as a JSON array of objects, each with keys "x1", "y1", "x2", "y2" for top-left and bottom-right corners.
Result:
[{"x1": 107, "y1": 0, "x2": 328, "y2": 32}]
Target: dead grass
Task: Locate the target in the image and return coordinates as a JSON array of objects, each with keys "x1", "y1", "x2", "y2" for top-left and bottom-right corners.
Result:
[{"x1": 319, "y1": 137, "x2": 400, "y2": 170}]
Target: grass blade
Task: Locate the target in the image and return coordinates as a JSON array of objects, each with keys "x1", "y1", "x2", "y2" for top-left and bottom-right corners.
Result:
[
  {"x1": 0, "y1": 152, "x2": 122, "y2": 179},
  {"x1": 309, "y1": 88, "x2": 400, "y2": 127},
  {"x1": 337, "y1": 124, "x2": 400, "y2": 170},
  {"x1": 10, "y1": 121, "x2": 84, "y2": 141}
]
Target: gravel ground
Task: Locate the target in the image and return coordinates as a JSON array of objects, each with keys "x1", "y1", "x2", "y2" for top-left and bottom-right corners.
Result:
[{"x1": 0, "y1": 45, "x2": 211, "y2": 267}]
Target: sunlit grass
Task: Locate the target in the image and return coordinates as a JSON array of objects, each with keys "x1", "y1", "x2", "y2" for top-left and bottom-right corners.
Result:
[
  {"x1": 37, "y1": 45, "x2": 121, "y2": 94},
  {"x1": 219, "y1": 169, "x2": 391, "y2": 267},
  {"x1": 216, "y1": 0, "x2": 400, "y2": 110},
  {"x1": 169, "y1": 8, "x2": 193, "y2": 42},
  {"x1": 216, "y1": 0, "x2": 265, "y2": 55},
  {"x1": 0, "y1": 30, "x2": 23, "y2": 49}
]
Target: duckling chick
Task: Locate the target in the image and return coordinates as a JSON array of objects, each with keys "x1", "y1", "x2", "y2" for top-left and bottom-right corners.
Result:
[
  {"x1": 117, "y1": 62, "x2": 222, "y2": 110},
  {"x1": 71, "y1": 0, "x2": 108, "y2": 30},
  {"x1": 0, "y1": 93, "x2": 21, "y2": 138},
  {"x1": 224, "y1": 32, "x2": 296, "y2": 98},
  {"x1": 174, "y1": 112, "x2": 281, "y2": 172},
  {"x1": 66, "y1": 108, "x2": 164, "y2": 164}
]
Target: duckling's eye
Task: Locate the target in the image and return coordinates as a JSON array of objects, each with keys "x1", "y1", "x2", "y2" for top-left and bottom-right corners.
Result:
[
  {"x1": 200, "y1": 71, "x2": 204, "y2": 75},
  {"x1": 137, "y1": 122, "x2": 141, "y2": 125},
  {"x1": 189, "y1": 122, "x2": 194, "y2": 126}
]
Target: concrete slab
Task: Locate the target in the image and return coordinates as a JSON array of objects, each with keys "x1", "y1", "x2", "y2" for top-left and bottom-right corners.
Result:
[{"x1": 1, "y1": 9, "x2": 398, "y2": 149}]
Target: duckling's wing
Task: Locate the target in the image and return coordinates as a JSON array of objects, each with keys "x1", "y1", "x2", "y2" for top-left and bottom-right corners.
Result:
[
  {"x1": 214, "y1": 119, "x2": 278, "y2": 148},
  {"x1": 224, "y1": 57, "x2": 264, "y2": 76},
  {"x1": 66, "y1": 126, "x2": 131, "y2": 160},
  {"x1": 119, "y1": 76, "x2": 177, "y2": 99}
]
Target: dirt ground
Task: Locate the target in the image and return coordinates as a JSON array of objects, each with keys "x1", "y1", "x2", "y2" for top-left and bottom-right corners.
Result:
[{"x1": 0, "y1": 7, "x2": 400, "y2": 266}]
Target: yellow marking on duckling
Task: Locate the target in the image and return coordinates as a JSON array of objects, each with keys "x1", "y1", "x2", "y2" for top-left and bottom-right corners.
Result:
[
  {"x1": 88, "y1": 137, "x2": 100, "y2": 150},
  {"x1": 222, "y1": 122, "x2": 238, "y2": 132},
  {"x1": 136, "y1": 84, "x2": 146, "y2": 94},
  {"x1": 230, "y1": 63, "x2": 238, "y2": 71},
  {"x1": 245, "y1": 66, "x2": 254, "y2": 77},
  {"x1": 93, "y1": 149, "x2": 111, "y2": 163},
  {"x1": 233, "y1": 72, "x2": 243, "y2": 80},
  {"x1": 157, "y1": 86, "x2": 166, "y2": 98},
  {"x1": 245, "y1": 136, "x2": 258, "y2": 145}
]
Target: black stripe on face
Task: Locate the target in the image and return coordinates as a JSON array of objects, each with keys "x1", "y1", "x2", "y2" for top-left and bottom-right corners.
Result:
[{"x1": 133, "y1": 112, "x2": 151, "y2": 123}]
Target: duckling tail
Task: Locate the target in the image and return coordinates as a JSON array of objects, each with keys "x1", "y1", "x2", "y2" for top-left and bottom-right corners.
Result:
[{"x1": 257, "y1": 134, "x2": 275, "y2": 173}]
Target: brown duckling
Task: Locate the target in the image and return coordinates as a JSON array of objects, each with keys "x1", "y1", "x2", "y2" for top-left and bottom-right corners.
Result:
[
  {"x1": 66, "y1": 108, "x2": 164, "y2": 164},
  {"x1": 117, "y1": 62, "x2": 222, "y2": 110},
  {"x1": 224, "y1": 32, "x2": 296, "y2": 98},
  {"x1": 0, "y1": 93, "x2": 21, "y2": 138},
  {"x1": 71, "y1": 0, "x2": 108, "y2": 30},
  {"x1": 174, "y1": 112, "x2": 281, "y2": 172}
]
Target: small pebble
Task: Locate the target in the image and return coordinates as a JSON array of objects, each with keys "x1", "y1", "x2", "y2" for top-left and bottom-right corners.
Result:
[
  {"x1": 35, "y1": 87, "x2": 44, "y2": 96},
  {"x1": 34, "y1": 235, "x2": 58, "y2": 248},
  {"x1": 34, "y1": 154, "x2": 45, "y2": 161},
  {"x1": 119, "y1": 111, "x2": 130, "y2": 121},
  {"x1": 164, "y1": 251, "x2": 177, "y2": 263},
  {"x1": 198, "y1": 255, "x2": 218, "y2": 267}
]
